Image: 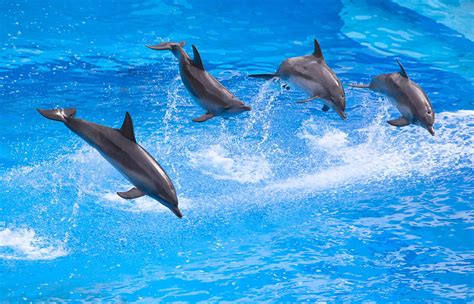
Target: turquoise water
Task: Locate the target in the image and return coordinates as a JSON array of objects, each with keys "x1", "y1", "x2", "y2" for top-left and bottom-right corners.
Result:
[{"x1": 1, "y1": 0, "x2": 473, "y2": 301}]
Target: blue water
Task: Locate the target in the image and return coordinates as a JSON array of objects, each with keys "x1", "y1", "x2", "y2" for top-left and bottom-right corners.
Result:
[{"x1": 1, "y1": 0, "x2": 473, "y2": 301}]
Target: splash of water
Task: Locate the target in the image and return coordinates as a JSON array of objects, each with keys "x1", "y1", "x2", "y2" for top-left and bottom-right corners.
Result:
[
  {"x1": 187, "y1": 144, "x2": 271, "y2": 184},
  {"x1": 267, "y1": 109, "x2": 474, "y2": 194},
  {"x1": 0, "y1": 227, "x2": 68, "y2": 260},
  {"x1": 243, "y1": 80, "x2": 281, "y2": 147}
]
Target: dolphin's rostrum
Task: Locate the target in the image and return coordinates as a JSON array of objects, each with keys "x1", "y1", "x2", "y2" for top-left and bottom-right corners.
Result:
[
  {"x1": 350, "y1": 59, "x2": 435, "y2": 136},
  {"x1": 146, "y1": 41, "x2": 251, "y2": 122},
  {"x1": 37, "y1": 108, "x2": 183, "y2": 218},
  {"x1": 250, "y1": 39, "x2": 347, "y2": 120}
]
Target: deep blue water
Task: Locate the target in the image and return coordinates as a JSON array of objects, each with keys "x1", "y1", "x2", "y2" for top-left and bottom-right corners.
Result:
[{"x1": 1, "y1": 0, "x2": 473, "y2": 301}]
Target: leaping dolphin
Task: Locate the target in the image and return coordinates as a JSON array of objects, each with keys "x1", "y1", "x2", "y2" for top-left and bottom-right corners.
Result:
[
  {"x1": 146, "y1": 41, "x2": 251, "y2": 122},
  {"x1": 350, "y1": 59, "x2": 435, "y2": 136},
  {"x1": 37, "y1": 108, "x2": 183, "y2": 218},
  {"x1": 249, "y1": 39, "x2": 347, "y2": 120}
]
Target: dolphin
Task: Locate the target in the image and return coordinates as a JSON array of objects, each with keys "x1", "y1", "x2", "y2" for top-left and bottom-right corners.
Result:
[
  {"x1": 249, "y1": 39, "x2": 346, "y2": 120},
  {"x1": 37, "y1": 108, "x2": 182, "y2": 218},
  {"x1": 350, "y1": 59, "x2": 435, "y2": 136},
  {"x1": 146, "y1": 41, "x2": 251, "y2": 122}
]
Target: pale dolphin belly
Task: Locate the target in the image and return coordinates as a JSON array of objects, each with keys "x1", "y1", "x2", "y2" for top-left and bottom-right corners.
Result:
[
  {"x1": 386, "y1": 96, "x2": 414, "y2": 122},
  {"x1": 189, "y1": 94, "x2": 226, "y2": 114},
  {"x1": 288, "y1": 74, "x2": 325, "y2": 97},
  {"x1": 396, "y1": 102, "x2": 414, "y2": 122}
]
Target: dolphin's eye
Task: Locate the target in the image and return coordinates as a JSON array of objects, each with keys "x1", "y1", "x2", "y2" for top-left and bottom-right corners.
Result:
[{"x1": 427, "y1": 110, "x2": 431, "y2": 114}]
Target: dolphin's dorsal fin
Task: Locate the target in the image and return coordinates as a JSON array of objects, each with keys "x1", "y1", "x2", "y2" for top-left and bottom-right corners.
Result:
[
  {"x1": 119, "y1": 112, "x2": 136, "y2": 143},
  {"x1": 192, "y1": 45, "x2": 204, "y2": 70},
  {"x1": 396, "y1": 59, "x2": 408, "y2": 78},
  {"x1": 312, "y1": 39, "x2": 324, "y2": 60}
]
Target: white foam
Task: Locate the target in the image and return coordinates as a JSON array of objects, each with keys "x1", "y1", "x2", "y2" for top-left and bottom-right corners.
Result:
[
  {"x1": 188, "y1": 144, "x2": 272, "y2": 184},
  {"x1": 300, "y1": 123, "x2": 349, "y2": 150},
  {"x1": 267, "y1": 110, "x2": 474, "y2": 193},
  {"x1": 0, "y1": 228, "x2": 68, "y2": 260}
]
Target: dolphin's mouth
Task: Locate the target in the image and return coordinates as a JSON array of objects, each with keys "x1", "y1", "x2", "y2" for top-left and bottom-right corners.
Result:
[
  {"x1": 427, "y1": 126, "x2": 435, "y2": 136},
  {"x1": 337, "y1": 109, "x2": 347, "y2": 120},
  {"x1": 171, "y1": 206, "x2": 183, "y2": 218}
]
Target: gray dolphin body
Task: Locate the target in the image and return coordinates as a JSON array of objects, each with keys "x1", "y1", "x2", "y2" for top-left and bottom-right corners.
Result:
[
  {"x1": 146, "y1": 41, "x2": 251, "y2": 122},
  {"x1": 351, "y1": 60, "x2": 435, "y2": 136},
  {"x1": 250, "y1": 39, "x2": 346, "y2": 120},
  {"x1": 37, "y1": 108, "x2": 182, "y2": 218}
]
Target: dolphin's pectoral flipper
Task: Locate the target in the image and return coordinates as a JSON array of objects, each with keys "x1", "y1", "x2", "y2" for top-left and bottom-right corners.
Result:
[
  {"x1": 118, "y1": 112, "x2": 136, "y2": 143},
  {"x1": 117, "y1": 187, "x2": 145, "y2": 200},
  {"x1": 37, "y1": 108, "x2": 76, "y2": 122},
  {"x1": 322, "y1": 104, "x2": 330, "y2": 112},
  {"x1": 192, "y1": 112, "x2": 215, "y2": 122},
  {"x1": 249, "y1": 73, "x2": 277, "y2": 80},
  {"x1": 192, "y1": 45, "x2": 204, "y2": 70},
  {"x1": 297, "y1": 96, "x2": 319, "y2": 103},
  {"x1": 388, "y1": 117, "x2": 410, "y2": 127}
]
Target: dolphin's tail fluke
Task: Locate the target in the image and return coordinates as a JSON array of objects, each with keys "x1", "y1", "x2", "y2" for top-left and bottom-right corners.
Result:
[
  {"x1": 249, "y1": 73, "x2": 277, "y2": 80},
  {"x1": 349, "y1": 83, "x2": 370, "y2": 89},
  {"x1": 145, "y1": 41, "x2": 185, "y2": 51},
  {"x1": 37, "y1": 108, "x2": 76, "y2": 122}
]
